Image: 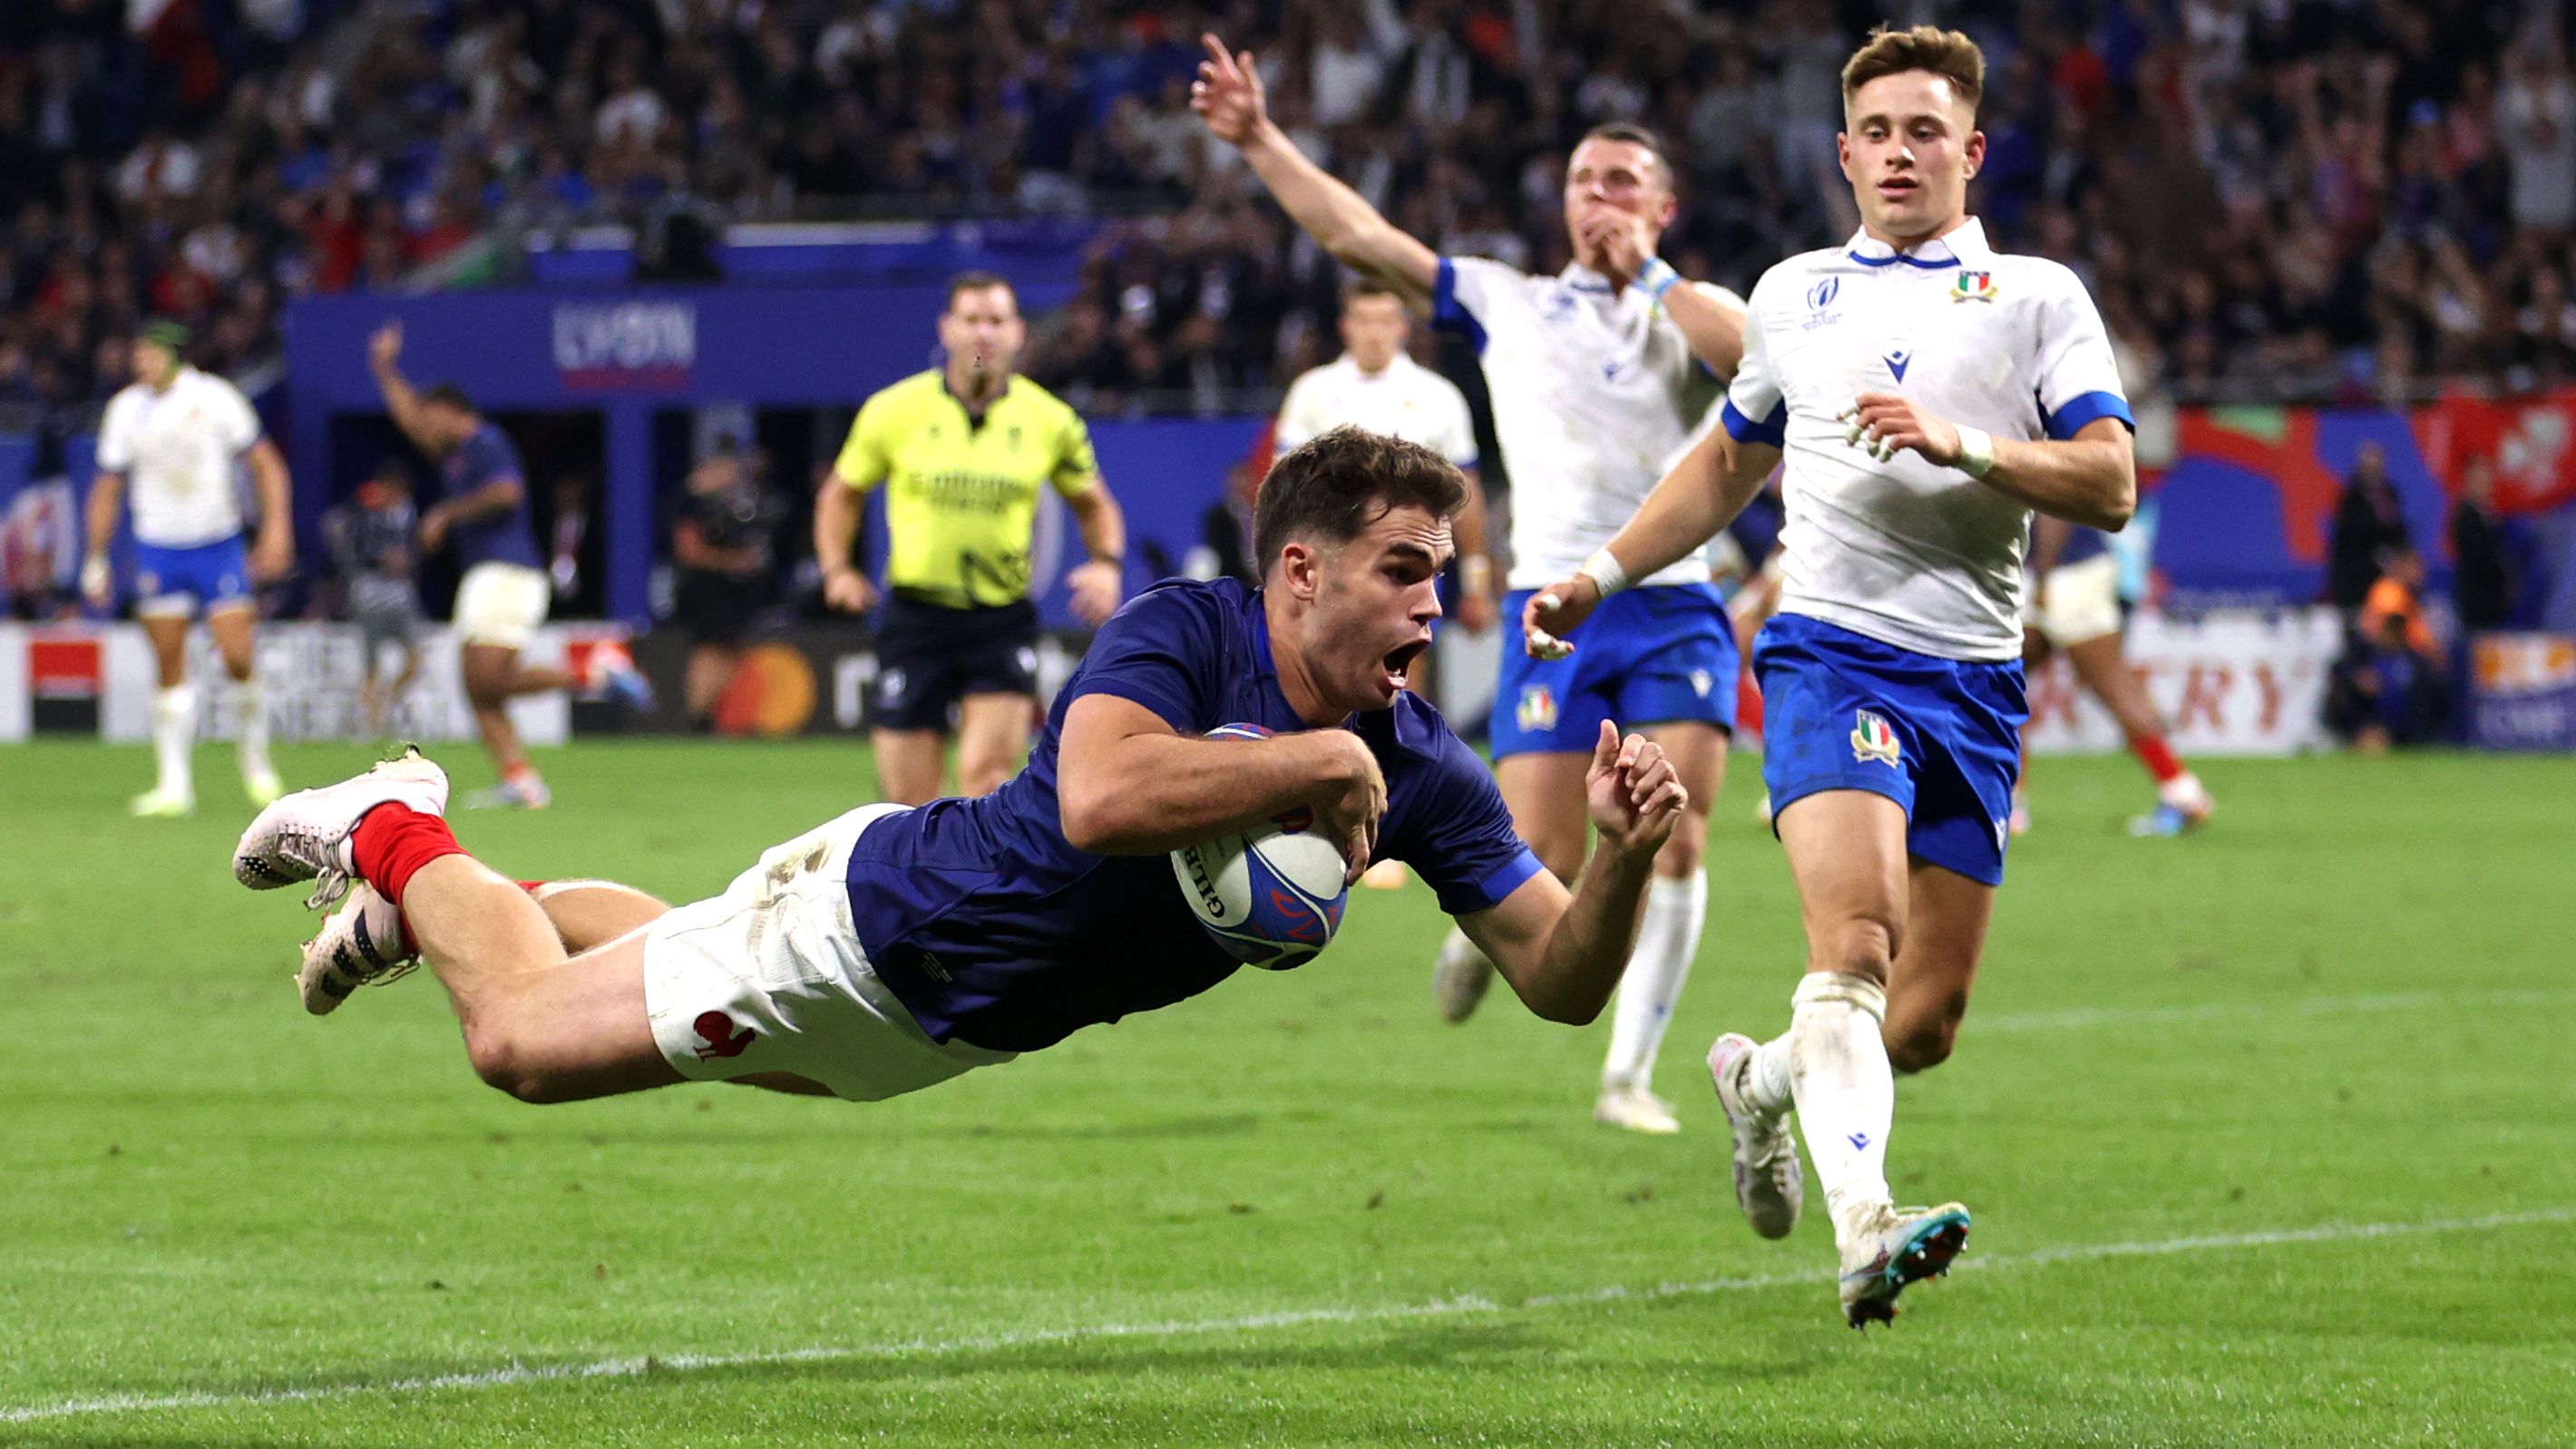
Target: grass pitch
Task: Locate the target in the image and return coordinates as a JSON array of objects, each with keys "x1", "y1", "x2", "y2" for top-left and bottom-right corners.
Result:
[{"x1": 3, "y1": 739, "x2": 2571, "y2": 1446}]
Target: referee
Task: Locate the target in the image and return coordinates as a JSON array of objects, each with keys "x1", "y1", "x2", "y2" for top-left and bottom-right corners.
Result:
[{"x1": 815, "y1": 271, "x2": 1127, "y2": 805}]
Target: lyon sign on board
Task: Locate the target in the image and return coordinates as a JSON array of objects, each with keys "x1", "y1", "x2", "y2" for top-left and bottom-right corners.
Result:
[
  {"x1": 552, "y1": 300, "x2": 697, "y2": 392},
  {"x1": 2023, "y1": 608, "x2": 2343, "y2": 757}
]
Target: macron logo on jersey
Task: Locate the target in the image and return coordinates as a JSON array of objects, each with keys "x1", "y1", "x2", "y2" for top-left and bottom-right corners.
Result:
[{"x1": 1883, "y1": 348, "x2": 1912, "y2": 382}]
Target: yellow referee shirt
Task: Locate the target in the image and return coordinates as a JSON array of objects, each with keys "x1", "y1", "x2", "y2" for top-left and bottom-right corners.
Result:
[{"x1": 832, "y1": 371, "x2": 1100, "y2": 610}]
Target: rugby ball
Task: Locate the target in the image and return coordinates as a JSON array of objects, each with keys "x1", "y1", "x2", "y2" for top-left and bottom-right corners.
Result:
[{"x1": 1171, "y1": 724, "x2": 1351, "y2": 970}]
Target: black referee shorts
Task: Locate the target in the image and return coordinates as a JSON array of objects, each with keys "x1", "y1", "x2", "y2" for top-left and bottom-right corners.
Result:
[{"x1": 872, "y1": 593, "x2": 1040, "y2": 731}]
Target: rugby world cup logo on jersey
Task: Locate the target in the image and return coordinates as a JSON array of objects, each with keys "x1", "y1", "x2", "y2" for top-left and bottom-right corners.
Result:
[
  {"x1": 1802, "y1": 275, "x2": 1844, "y2": 330},
  {"x1": 1951, "y1": 271, "x2": 1998, "y2": 304},
  {"x1": 1850, "y1": 710, "x2": 1901, "y2": 766}
]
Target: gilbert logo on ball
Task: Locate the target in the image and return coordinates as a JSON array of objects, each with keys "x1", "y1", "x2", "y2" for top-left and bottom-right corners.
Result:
[{"x1": 1170, "y1": 723, "x2": 1351, "y2": 971}]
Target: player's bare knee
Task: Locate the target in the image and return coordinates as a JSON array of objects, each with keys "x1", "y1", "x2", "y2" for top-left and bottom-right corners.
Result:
[
  {"x1": 463, "y1": 1025, "x2": 581, "y2": 1104},
  {"x1": 1532, "y1": 835, "x2": 1586, "y2": 884},
  {"x1": 1653, "y1": 812, "x2": 1708, "y2": 877}
]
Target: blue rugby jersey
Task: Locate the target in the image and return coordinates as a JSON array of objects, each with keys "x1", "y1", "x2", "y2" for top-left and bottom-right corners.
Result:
[
  {"x1": 848, "y1": 577, "x2": 1543, "y2": 1052},
  {"x1": 441, "y1": 423, "x2": 543, "y2": 570}
]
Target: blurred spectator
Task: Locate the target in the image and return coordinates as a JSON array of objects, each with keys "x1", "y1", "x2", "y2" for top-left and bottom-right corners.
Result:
[
  {"x1": 320, "y1": 460, "x2": 425, "y2": 736},
  {"x1": 670, "y1": 439, "x2": 783, "y2": 732},
  {"x1": 2330, "y1": 548, "x2": 2446, "y2": 751},
  {"x1": 2449, "y1": 455, "x2": 2518, "y2": 631},
  {"x1": 2327, "y1": 442, "x2": 2412, "y2": 613}
]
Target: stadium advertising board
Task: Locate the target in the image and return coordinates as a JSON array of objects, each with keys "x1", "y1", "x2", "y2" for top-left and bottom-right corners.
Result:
[
  {"x1": 0, "y1": 622, "x2": 630, "y2": 746},
  {"x1": 2023, "y1": 607, "x2": 2344, "y2": 756},
  {"x1": 2465, "y1": 633, "x2": 2576, "y2": 750}
]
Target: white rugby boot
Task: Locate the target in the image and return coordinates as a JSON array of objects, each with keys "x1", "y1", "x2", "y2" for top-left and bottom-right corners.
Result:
[
  {"x1": 1707, "y1": 1033, "x2": 1804, "y2": 1239},
  {"x1": 297, "y1": 884, "x2": 419, "y2": 1014},
  {"x1": 1430, "y1": 926, "x2": 1497, "y2": 1023},
  {"x1": 1593, "y1": 1081, "x2": 1682, "y2": 1135},
  {"x1": 1837, "y1": 1201, "x2": 1972, "y2": 1329},
  {"x1": 233, "y1": 747, "x2": 450, "y2": 908}
]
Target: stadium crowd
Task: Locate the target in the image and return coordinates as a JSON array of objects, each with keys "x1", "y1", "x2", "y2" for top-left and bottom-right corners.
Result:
[{"x1": 6, "y1": 1, "x2": 2576, "y2": 423}]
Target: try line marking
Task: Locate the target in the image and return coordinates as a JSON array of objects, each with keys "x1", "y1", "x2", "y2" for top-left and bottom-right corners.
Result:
[{"x1": 6, "y1": 1206, "x2": 2568, "y2": 1425}]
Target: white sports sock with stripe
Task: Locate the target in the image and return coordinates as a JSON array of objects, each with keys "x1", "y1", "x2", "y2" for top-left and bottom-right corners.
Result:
[{"x1": 1786, "y1": 971, "x2": 1897, "y2": 1248}]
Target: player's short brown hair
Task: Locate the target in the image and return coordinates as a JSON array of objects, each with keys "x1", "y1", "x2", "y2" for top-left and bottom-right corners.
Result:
[
  {"x1": 1254, "y1": 426, "x2": 1467, "y2": 571},
  {"x1": 946, "y1": 269, "x2": 1017, "y2": 309},
  {"x1": 1340, "y1": 275, "x2": 1405, "y2": 308},
  {"x1": 1840, "y1": 24, "x2": 1986, "y2": 117},
  {"x1": 1574, "y1": 122, "x2": 1672, "y2": 186}
]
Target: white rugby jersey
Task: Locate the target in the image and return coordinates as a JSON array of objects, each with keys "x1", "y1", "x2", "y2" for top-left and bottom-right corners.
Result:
[
  {"x1": 1721, "y1": 220, "x2": 2132, "y2": 661},
  {"x1": 95, "y1": 366, "x2": 263, "y2": 547},
  {"x1": 1275, "y1": 352, "x2": 1478, "y2": 469},
  {"x1": 1434, "y1": 258, "x2": 1732, "y2": 590}
]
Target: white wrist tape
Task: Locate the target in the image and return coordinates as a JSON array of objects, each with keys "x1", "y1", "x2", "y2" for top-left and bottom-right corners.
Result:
[
  {"x1": 1634, "y1": 257, "x2": 1681, "y2": 301},
  {"x1": 1954, "y1": 425, "x2": 1995, "y2": 479},
  {"x1": 1577, "y1": 548, "x2": 1630, "y2": 598}
]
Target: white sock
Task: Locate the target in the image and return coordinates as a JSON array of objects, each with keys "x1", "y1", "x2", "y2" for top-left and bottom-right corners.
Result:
[
  {"x1": 2161, "y1": 770, "x2": 2209, "y2": 812},
  {"x1": 151, "y1": 683, "x2": 198, "y2": 798},
  {"x1": 1602, "y1": 873, "x2": 1707, "y2": 1089},
  {"x1": 1741, "y1": 1033, "x2": 1797, "y2": 1117},
  {"x1": 233, "y1": 676, "x2": 273, "y2": 778},
  {"x1": 1785, "y1": 971, "x2": 1896, "y2": 1247}
]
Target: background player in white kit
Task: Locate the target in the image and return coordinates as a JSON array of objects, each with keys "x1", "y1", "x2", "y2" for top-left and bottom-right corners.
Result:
[
  {"x1": 1527, "y1": 26, "x2": 2139, "y2": 1327},
  {"x1": 1195, "y1": 34, "x2": 1749, "y2": 1133},
  {"x1": 81, "y1": 320, "x2": 293, "y2": 816},
  {"x1": 1275, "y1": 276, "x2": 1492, "y2": 886}
]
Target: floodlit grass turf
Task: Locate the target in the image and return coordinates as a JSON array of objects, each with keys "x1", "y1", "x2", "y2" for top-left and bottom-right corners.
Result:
[{"x1": 3, "y1": 739, "x2": 2571, "y2": 1446}]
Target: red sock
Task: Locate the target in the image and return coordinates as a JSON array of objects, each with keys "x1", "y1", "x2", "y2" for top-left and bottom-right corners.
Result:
[
  {"x1": 517, "y1": 880, "x2": 549, "y2": 895},
  {"x1": 2128, "y1": 732, "x2": 2186, "y2": 785},
  {"x1": 348, "y1": 806, "x2": 469, "y2": 906}
]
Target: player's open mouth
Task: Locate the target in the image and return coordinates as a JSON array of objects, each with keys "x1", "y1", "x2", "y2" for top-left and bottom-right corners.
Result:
[
  {"x1": 1383, "y1": 640, "x2": 1429, "y2": 688},
  {"x1": 1878, "y1": 177, "x2": 1918, "y2": 199}
]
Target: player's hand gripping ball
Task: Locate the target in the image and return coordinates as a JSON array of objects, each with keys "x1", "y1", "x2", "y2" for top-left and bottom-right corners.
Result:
[{"x1": 1169, "y1": 724, "x2": 1350, "y2": 970}]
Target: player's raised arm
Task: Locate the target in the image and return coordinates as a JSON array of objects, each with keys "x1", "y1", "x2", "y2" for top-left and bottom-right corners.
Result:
[
  {"x1": 1522, "y1": 420, "x2": 1781, "y2": 657},
  {"x1": 1192, "y1": 34, "x2": 1439, "y2": 308},
  {"x1": 1453, "y1": 721, "x2": 1687, "y2": 1023},
  {"x1": 367, "y1": 322, "x2": 439, "y2": 454},
  {"x1": 1057, "y1": 694, "x2": 1385, "y2": 884}
]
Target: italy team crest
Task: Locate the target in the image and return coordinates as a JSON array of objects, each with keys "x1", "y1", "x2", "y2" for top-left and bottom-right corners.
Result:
[
  {"x1": 1951, "y1": 271, "x2": 1997, "y2": 303},
  {"x1": 1517, "y1": 684, "x2": 1558, "y2": 733},
  {"x1": 1850, "y1": 710, "x2": 1901, "y2": 766}
]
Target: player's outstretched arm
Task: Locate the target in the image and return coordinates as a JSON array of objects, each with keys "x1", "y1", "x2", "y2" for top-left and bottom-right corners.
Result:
[
  {"x1": 1191, "y1": 34, "x2": 1439, "y2": 308},
  {"x1": 1844, "y1": 396, "x2": 2135, "y2": 531},
  {"x1": 1059, "y1": 694, "x2": 1384, "y2": 882},
  {"x1": 1522, "y1": 422, "x2": 1781, "y2": 658},
  {"x1": 1457, "y1": 721, "x2": 1686, "y2": 1023}
]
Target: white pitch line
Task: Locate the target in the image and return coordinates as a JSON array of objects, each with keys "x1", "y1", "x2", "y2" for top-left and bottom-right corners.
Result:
[
  {"x1": 1975, "y1": 986, "x2": 2576, "y2": 1035},
  {"x1": 6, "y1": 1206, "x2": 2569, "y2": 1426}
]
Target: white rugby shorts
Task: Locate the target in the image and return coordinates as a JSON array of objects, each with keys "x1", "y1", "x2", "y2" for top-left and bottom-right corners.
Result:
[
  {"x1": 452, "y1": 562, "x2": 551, "y2": 649},
  {"x1": 641, "y1": 803, "x2": 1016, "y2": 1101},
  {"x1": 2025, "y1": 553, "x2": 2124, "y2": 649}
]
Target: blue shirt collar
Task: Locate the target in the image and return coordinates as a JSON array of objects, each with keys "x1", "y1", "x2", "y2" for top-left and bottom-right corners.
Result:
[{"x1": 1845, "y1": 217, "x2": 1991, "y2": 270}]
